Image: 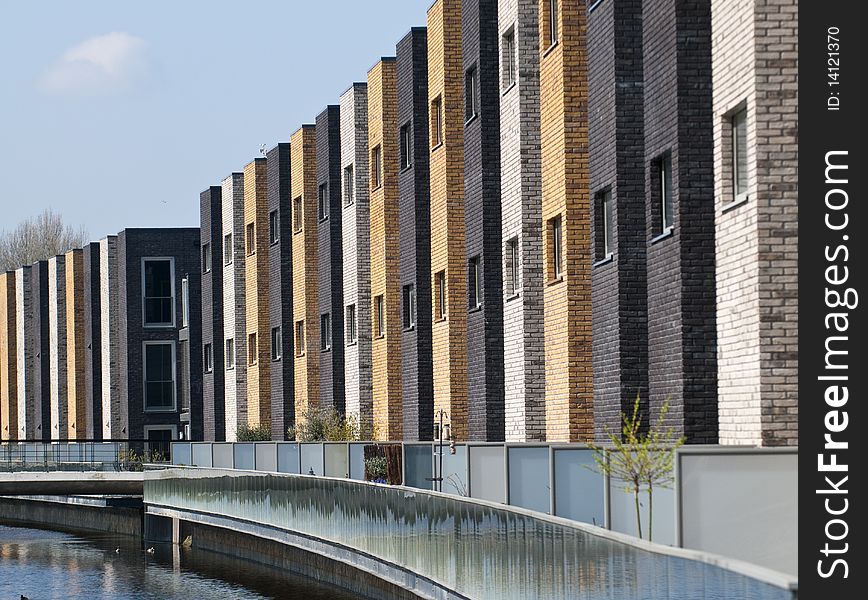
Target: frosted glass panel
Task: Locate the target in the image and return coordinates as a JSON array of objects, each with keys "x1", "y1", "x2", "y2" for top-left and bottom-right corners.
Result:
[
  {"x1": 300, "y1": 443, "x2": 324, "y2": 476},
  {"x1": 191, "y1": 443, "x2": 212, "y2": 467},
  {"x1": 553, "y1": 448, "x2": 605, "y2": 527},
  {"x1": 404, "y1": 444, "x2": 433, "y2": 490},
  {"x1": 348, "y1": 443, "x2": 366, "y2": 480},
  {"x1": 276, "y1": 443, "x2": 300, "y2": 474},
  {"x1": 609, "y1": 469, "x2": 676, "y2": 546},
  {"x1": 507, "y1": 446, "x2": 550, "y2": 513},
  {"x1": 324, "y1": 444, "x2": 349, "y2": 478},
  {"x1": 254, "y1": 443, "x2": 277, "y2": 472},
  {"x1": 469, "y1": 445, "x2": 505, "y2": 503},
  {"x1": 212, "y1": 443, "x2": 233, "y2": 468},
  {"x1": 440, "y1": 444, "x2": 468, "y2": 496},
  {"x1": 233, "y1": 443, "x2": 255, "y2": 470},
  {"x1": 171, "y1": 442, "x2": 192, "y2": 465}
]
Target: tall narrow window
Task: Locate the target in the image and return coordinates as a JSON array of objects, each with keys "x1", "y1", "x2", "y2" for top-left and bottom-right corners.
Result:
[
  {"x1": 596, "y1": 189, "x2": 614, "y2": 259},
  {"x1": 144, "y1": 342, "x2": 175, "y2": 411},
  {"x1": 321, "y1": 313, "x2": 331, "y2": 351},
  {"x1": 654, "y1": 154, "x2": 674, "y2": 232},
  {"x1": 403, "y1": 283, "x2": 416, "y2": 329},
  {"x1": 400, "y1": 123, "x2": 412, "y2": 170},
  {"x1": 293, "y1": 197, "x2": 303, "y2": 233},
  {"x1": 375, "y1": 295, "x2": 384, "y2": 337},
  {"x1": 732, "y1": 108, "x2": 748, "y2": 201},
  {"x1": 224, "y1": 233, "x2": 233, "y2": 265},
  {"x1": 468, "y1": 256, "x2": 481, "y2": 308},
  {"x1": 143, "y1": 258, "x2": 174, "y2": 326},
  {"x1": 371, "y1": 145, "x2": 382, "y2": 189},
  {"x1": 248, "y1": 332, "x2": 257, "y2": 365},
  {"x1": 502, "y1": 27, "x2": 516, "y2": 89},
  {"x1": 203, "y1": 343, "x2": 213, "y2": 374},
  {"x1": 431, "y1": 96, "x2": 443, "y2": 148},
  {"x1": 435, "y1": 270, "x2": 446, "y2": 320},
  {"x1": 202, "y1": 243, "x2": 211, "y2": 273},
  {"x1": 346, "y1": 304, "x2": 357, "y2": 344},
  {"x1": 465, "y1": 65, "x2": 477, "y2": 122},
  {"x1": 295, "y1": 321, "x2": 305, "y2": 356},
  {"x1": 344, "y1": 164, "x2": 355, "y2": 206},
  {"x1": 246, "y1": 223, "x2": 255, "y2": 255},
  {"x1": 549, "y1": 0, "x2": 559, "y2": 47},
  {"x1": 225, "y1": 338, "x2": 235, "y2": 369},
  {"x1": 271, "y1": 327, "x2": 282, "y2": 361},
  {"x1": 549, "y1": 215, "x2": 563, "y2": 280},
  {"x1": 181, "y1": 277, "x2": 189, "y2": 328},
  {"x1": 506, "y1": 237, "x2": 519, "y2": 295},
  {"x1": 269, "y1": 209, "x2": 280, "y2": 244},
  {"x1": 318, "y1": 183, "x2": 329, "y2": 221}
]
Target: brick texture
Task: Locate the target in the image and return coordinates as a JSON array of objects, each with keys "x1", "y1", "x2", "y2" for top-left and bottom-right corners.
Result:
[
  {"x1": 201, "y1": 186, "x2": 225, "y2": 441},
  {"x1": 48, "y1": 255, "x2": 68, "y2": 439},
  {"x1": 15, "y1": 267, "x2": 36, "y2": 439},
  {"x1": 100, "y1": 236, "x2": 124, "y2": 439},
  {"x1": 65, "y1": 248, "x2": 87, "y2": 439},
  {"x1": 0, "y1": 272, "x2": 17, "y2": 440},
  {"x1": 82, "y1": 242, "x2": 103, "y2": 439}
]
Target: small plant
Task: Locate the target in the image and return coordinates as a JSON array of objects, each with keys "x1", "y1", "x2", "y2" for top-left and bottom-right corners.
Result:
[
  {"x1": 589, "y1": 395, "x2": 685, "y2": 542},
  {"x1": 364, "y1": 455, "x2": 388, "y2": 483},
  {"x1": 445, "y1": 473, "x2": 468, "y2": 497},
  {"x1": 287, "y1": 406, "x2": 360, "y2": 442},
  {"x1": 237, "y1": 422, "x2": 272, "y2": 441}
]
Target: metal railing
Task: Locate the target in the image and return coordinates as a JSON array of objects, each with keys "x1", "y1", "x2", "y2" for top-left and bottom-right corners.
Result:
[{"x1": 0, "y1": 439, "x2": 172, "y2": 472}]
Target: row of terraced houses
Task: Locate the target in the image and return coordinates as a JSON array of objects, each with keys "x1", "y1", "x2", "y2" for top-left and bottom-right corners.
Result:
[{"x1": 0, "y1": 0, "x2": 797, "y2": 449}]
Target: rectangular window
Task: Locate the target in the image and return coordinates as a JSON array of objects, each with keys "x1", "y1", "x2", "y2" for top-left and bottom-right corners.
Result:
[
  {"x1": 203, "y1": 343, "x2": 213, "y2": 373},
  {"x1": 402, "y1": 283, "x2": 416, "y2": 329},
  {"x1": 293, "y1": 197, "x2": 303, "y2": 233},
  {"x1": 503, "y1": 27, "x2": 516, "y2": 89},
  {"x1": 344, "y1": 164, "x2": 354, "y2": 206},
  {"x1": 435, "y1": 270, "x2": 446, "y2": 320},
  {"x1": 247, "y1": 332, "x2": 257, "y2": 365},
  {"x1": 225, "y1": 338, "x2": 235, "y2": 370},
  {"x1": 202, "y1": 242, "x2": 211, "y2": 273},
  {"x1": 269, "y1": 209, "x2": 280, "y2": 244},
  {"x1": 371, "y1": 145, "x2": 382, "y2": 189},
  {"x1": 400, "y1": 123, "x2": 412, "y2": 170},
  {"x1": 596, "y1": 189, "x2": 614, "y2": 259},
  {"x1": 549, "y1": 215, "x2": 563, "y2": 280},
  {"x1": 143, "y1": 258, "x2": 174, "y2": 327},
  {"x1": 181, "y1": 277, "x2": 189, "y2": 328},
  {"x1": 506, "y1": 237, "x2": 519, "y2": 295},
  {"x1": 246, "y1": 223, "x2": 255, "y2": 255},
  {"x1": 346, "y1": 304, "x2": 357, "y2": 344},
  {"x1": 549, "y1": 0, "x2": 559, "y2": 47},
  {"x1": 468, "y1": 256, "x2": 481, "y2": 308},
  {"x1": 318, "y1": 183, "x2": 329, "y2": 221},
  {"x1": 271, "y1": 326, "x2": 282, "y2": 361},
  {"x1": 375, "y1": 295, "x2": 384, "y2": 337},
  {"x1": 321, "y1": 313, "x2": 331, "y2": 351},
  {"x1": 732, "y1": 108, "x2": 748, "y2": 201},
  {"x1": 144, "y1": 342, "x2": 175, "y2": 411},
  {"x1": 431, "y1": 96, "x2": 442, "y2": 148},
  {"x1": 465, "y1": 65, "x2": 477, "y2": 122},
  {"x1": 653, "y1": 153, "x2": 674, "y2": 232},
  {"x1": 295, "y1": 321, "x2": 305, "y2": 356},
  {"x1": 224, "y1": 233, "x2": 233, "y2": 265}
]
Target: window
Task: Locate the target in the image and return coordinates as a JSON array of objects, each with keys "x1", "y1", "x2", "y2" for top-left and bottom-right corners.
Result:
[
  {"x1": 144, "y1": 426, "x2": 175, "y2": 457},
  {"x1": 371, "y1": 145, "x2": 382, "y2": 189},
  {"x1": 465, "y1": 65, "x2": 477, "y2": 122},
  {"x1": 143, "y1": 258, "x2": 174, "y2": 327},
  {"x1": 506, "y1": 237, "x2": 519, "y2": 295},
  {"x1": 224, "y1": 233, "x2": 233, "y2": 265},
  {"x1": 204, "y1": 343, "x2": 213, "y2": 373},
  {"x1": 468, "y1": 257, "x2": 481, "y2": 308},
  {"x1": 344, "y1": 165, "x2": 355, "y2": 206},
  {"x1": 547, "y1": 0, "x2": 559, "y2": 48},
  {"x1": 596, "y1": 189, "x2": 613, "y2": 259},
  {"x1": 202, "y1": 243, "x2": 211, "y2": 273},
  {"x1": 295, "y1": 321, "x2": 305, "y2": 356},
  {"x1": 320, "y1": 313, "x2": 332, "y2": 351},
  {"x1": 375, "y1": 295, "x2": 384, "y2": 337},
  {"x1": 549, "y1": 215, "x2": 563, "y2": 280},
  {"x1": 248, "y1": 332, "x2": 257, "y2": 365},
  {"x1": 318, "y1": 183, "x2": 329, "y2": 221},
  {"x1": 653, "y1": 153, "x2": 674, "y2": 233},
  {"x1": 269, "y1": 210, "x2": 280, "y2": 244},
  {"x1": 435, "y1": 270, "x2": 446, "y2": 320},
  {"x1": 731, "y1": 108, "x2": 748, "y2": 201},
  {"x1": 271, "y1": 326, "x2": 282, "y2": 361},
  {"x1": 402, "y1": 284, "x2": 416, "y2": 329},
  {"x1": 502, "y1": 27, "x2": 516, "y2": 89},
  {"x1": 181, "y1": 277, "x2": 189, "y2": 328},
  {"x1": 431, "y1": 96, "x2": 442, "y2": 148},
  {"x1": 346, "y1": 304, "x2": 357, "y2": 344},
  {"x1": 400, "y1": 123, "x2": 412, "y2": 170},
  {"x1": 144, "y1": 342, "x2": 175, "y2": 411},
  {"x1": 293, "y1": 197, "x2": 303, "y2": 233},
  {"x1": 246, "y1": 223, "x2": 255, "y2": 255},
  {"x1": 225, "y1": 338, "x2": 235, "y2": 369}
]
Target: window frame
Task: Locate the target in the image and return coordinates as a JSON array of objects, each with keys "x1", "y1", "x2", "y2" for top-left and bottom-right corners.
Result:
[
  {"x1": 731, "y1": 107, "x2": 749, "y2": 203},
  {"x1": 143, "y1": 340, "x2": 177, "y2": 413},
  {"x1": 506, "y1": 237, "x2": 520, "y2": 296},
  {"x1": 224, "y1": 233, "x2": 233, "y2": 265},
  {"x1": 548, "y1": 0, "x2": 559, "y2": 48},
  {"x1": 247, "y1": 332, "x2": 257, "y2": 366},
  {"x1": 202, "y1": 242, "x2": 211, "y2": 273},
  {"x1": 435, "y1": 270, "x2": 447, "y2": 320},
  {"x1": 400, "y1": 123, "x2": 412, "y2": 170},
  {"x1": 141, "y1": 257, "x2": 175, "y2": 328},
  {"x1": 295, "y1": 320, "x2": 305, "y2": 356},
  {"x1": 374, "y1": 295, "x2": 385, "y2": 338},
  {"x1": 371, "y1": 144, "x2": 382, "y2": 190},
  {"x1": 431, "y1": 96, "x2": 443, "y2": 149},
  {"x1": 549, "y1": 215, "x2": 563, "y2": 281},
  {"x1": 293, "y1": 197, "x2": 303, "y2": 233},
  {"x1": 653, "y1": 153, "x2": 674, "y2": 234},
  {"x1": 318, "y1": 182, "x2": 330, "y2": 221},
  {"x1": 402, "y1": 283, "x2": 416, "y2": 330},
  {"x1": 245, "y1": 222, "x2": 256, "y2": 256},
  {"x1": 181, "y1": 276, "x2": 189, "y2": 328},
  {"x1": 225, "y1": 338, "x2": 235, "y2": 370},
  {"x1": 203, "y1": 342, "x2": 213, "y2": 374},
  {"x1": 465, "y1": 65, "x2": 478, "y2": 123},
  {"x1": 346, "y1": 303, "x2": 357, "y2": 345},
  {"x1": 468, "y1": 256, "x2": 481, "y2": 309},
  {"x1": 269, "y1": 209, "x2": 280, "y2": 245},
  {"x1": 271, "y1": 326, "x2": 282, "y2": 361},
  {"x1": 321, "y1": 313, "x2": 332, "y2": 352},
  {"x1": 502, "y1": 27, "x2": 516, "y2": 90},
  {"x1": 344, "y1": 164, "x2": 355, "y2": 206}
]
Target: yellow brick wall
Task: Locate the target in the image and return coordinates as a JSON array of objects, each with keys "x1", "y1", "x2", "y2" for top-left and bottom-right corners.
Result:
[
  {"x1": 540, "y1": 0, "x2": 593, "y2": 441},
  {"x1": 428, "y1": 0, "x2": 468, "y2": 440},
  {"x1": 244, "y1": 158, "x2": 271, "y2": 429},
  {"x1": 65, "y1": 249, "x2": 87, "y2": 440},
  {"x1": 291, "y1": 126, "x2": 320, "y2": 426},
  {"x1": 0, "y1": 273, "x2": 16, "y2": 441},
  {"x1": 369, "y1": 58, "x2": 402, "y2": 440}
]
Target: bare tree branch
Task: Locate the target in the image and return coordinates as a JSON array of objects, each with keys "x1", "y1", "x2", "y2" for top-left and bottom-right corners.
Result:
[{"x1": 0, "y1": 209, "x2": 89, "y2": 271}]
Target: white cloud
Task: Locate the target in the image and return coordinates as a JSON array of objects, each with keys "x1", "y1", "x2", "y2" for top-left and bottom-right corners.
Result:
[{"x1": 40, "y1": 32, "x2": 149, "y2": 97}]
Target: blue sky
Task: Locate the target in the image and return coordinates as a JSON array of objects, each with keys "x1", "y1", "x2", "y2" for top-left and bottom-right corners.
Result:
[{"x1": 0, "y1": 1, "x2": 430, "y2": 240}]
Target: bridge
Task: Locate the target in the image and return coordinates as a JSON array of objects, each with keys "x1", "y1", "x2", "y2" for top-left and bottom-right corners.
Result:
[{"x1": 0, "y1": 470, "x2": 143, "y2": 495}]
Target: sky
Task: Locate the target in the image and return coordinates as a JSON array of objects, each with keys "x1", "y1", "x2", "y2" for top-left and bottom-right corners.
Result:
[{"x1": 0, "y1": 1, "x2": 431, "y2": 241}]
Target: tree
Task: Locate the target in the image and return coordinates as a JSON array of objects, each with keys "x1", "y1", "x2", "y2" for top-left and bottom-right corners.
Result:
[
  {"x1": 589, "y1": 395, "x2": 685, "y2": 542},
  {"x1": 236, "y1": 422, "x2": 272, "y2": 441},
  {"x1": 0, "y1": 208, "x2": 89, "y2": 271},
  {"x1": 287, "y1": 406, "x2": 360, "y2": 442}
]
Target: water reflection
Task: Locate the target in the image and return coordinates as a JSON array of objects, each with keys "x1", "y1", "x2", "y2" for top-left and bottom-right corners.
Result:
[{"x1": 0, "y1": 524, "x2": 362, "y2": 600}]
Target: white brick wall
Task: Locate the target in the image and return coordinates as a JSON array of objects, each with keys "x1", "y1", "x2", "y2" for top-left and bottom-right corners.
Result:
[
  {"x1": 100, "y1": 236, "x2": 124, "y2": 439},
  {"x1": 15, "y1": 267, "x2": 34, "y2": 438},
  {"x1": 222, "y1": 172, "x2": 247, "y2": 441}
]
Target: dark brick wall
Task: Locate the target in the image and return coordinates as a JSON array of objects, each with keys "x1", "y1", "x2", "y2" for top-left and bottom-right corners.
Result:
[
  {"x1": 82, "y1": 242, "x2": 103, "y2": 439},
  {"x1": 462, "y1": 0, "x2": 504, "y2": 441},
  {"x1": 268, "y1": 143, "x2": 294, "y2": 440},
  {"x1": 643, "y1": 0, "x2": 717, "y2": 442},
  {"x1": 589, "y1": 0, "x2": 649, "y2": 439},
  {"x1": 316, "y1": 106, "x2": 345, "y2": 414},
  {"x1": 117, "y1": 228, "x2": 201, "y2": 441},
  {"x1": 200, "y1": 187, "x2": 225, "y2": 441},
  {"x1": 397, "y1": 28, "x2": 434, "y2": 441},
  {"x1": 31, "y1": 260, "x2": 50, "y2": 441},
  {"x1": 182, "y1": 273, "x2": 203, "y2": 440}
]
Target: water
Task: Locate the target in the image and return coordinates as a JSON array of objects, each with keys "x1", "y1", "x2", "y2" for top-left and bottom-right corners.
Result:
[{"x1": 0, "y1": 524, "x2": 364, "y2": 600}]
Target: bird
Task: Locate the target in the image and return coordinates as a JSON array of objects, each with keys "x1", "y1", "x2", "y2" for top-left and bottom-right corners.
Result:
[
  {"x1": 146, "y1": 547, "x2": 155, "y2": 554},
  {"x1": 259, "y1": 143, "x2": 266, "y2": 156}
]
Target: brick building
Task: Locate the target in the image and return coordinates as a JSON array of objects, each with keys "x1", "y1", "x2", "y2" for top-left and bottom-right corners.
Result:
[
  {"x1": 200, "y1": 186, "x2": 225, "y2": 441},
  {"x1": 48, "y1": 255, "x2": 68, "y2": 439},
  {"x1": 82, "y1": 242, "x2": 103, "y2": 439},
  {"x1": 100, "y1": 235, "x2": 123, "y2": 440},
  {"x1": 0, "y1": 272, "x2": 16, "y2": 441}
]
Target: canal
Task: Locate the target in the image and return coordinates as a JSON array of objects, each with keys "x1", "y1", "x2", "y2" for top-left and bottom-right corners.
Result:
[{"x1": 0, "y1": 523, "x2": 364, "y2": 600}]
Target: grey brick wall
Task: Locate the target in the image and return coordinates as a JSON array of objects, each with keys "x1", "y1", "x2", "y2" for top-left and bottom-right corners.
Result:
[
  {"x1": 15, "y1": 266, "x2": 35, "y2": 439},
  {"x1": 200, "y1": 186, "x2": 225, "y2": 441},
  {"x1": 82, "y1": 242, "x2": 103, "y2": 439},
  {"x1": 100, "y1": 236, "x2": 123, "y2": 439},
  {"x1": 48, "y1": 255, "x2": 67, "y2": 439},
  {"x1": 30, "y1": 261, "x2": 51, "y2": 440}
]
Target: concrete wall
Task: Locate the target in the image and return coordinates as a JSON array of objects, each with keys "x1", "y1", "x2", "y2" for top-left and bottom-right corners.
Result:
[{"x1": 0, "y1": 496, "x2": 142, "y2": 538}]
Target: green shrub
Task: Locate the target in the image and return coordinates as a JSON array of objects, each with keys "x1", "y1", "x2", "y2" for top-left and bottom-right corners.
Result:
[
  {"x1": 364, "y1": 455, "x2": 388, "y2": 482},
  {"x1": 287, "y1": 406, "x2": 360, "y2": 442},
  {"x1": 237, "y1": 422, "x2": 272, "y2": 441}
]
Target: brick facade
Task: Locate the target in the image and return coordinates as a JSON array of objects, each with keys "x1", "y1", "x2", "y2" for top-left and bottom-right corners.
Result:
[
  {"x1": 200, "y1": 186, "x2": 225, "y2": 441},
  {"x1": 82, "y1": 242, "x2": 103, "y2": 439},
  {"x1": 100, "y1": 236, "x2": 123, "y2": 439},
  {"x1": 29, "y1": 262, "x2": 51, "y2": 440},
  {"x1": 48, "y1": 255, "x2": 68, "y2": 439},
  {"x1": 65, "y1": 248, "x2": 87, "y2": 439},
  {"x1": 0, "y1": 272, "x2": 16, "y2": 440},
  {"x1": 15, "y1": 266, "x2": 36, "y2": 439}
]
